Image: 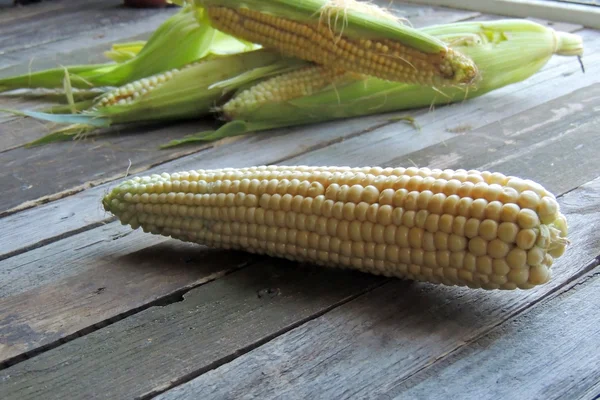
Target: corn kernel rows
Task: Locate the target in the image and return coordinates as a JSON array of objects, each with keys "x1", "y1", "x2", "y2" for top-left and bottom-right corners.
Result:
[
  {"x1": 110, "y1": 189, "x2": 560, "y2": 260},
  {"x1": 104, "y1": 167, "x2": 567, "y2": 290},
  {"x1": 222, "y1": 65, "x2": 352, "y2": 116},
  {"x1": 205, "y1": 6, "x2": 478, "y2": 86},
  {"x1": 159, "y1": 222, "x2": 550, "y2": 290},
  {"x1": 96, "y1": 69, "x2": 179, "y2": 107},
  {"x1": 109, "y1": 195, "x2": 552, "y2": 290},
  {"x1": 112, "y1": 166, "x2": 558, "y2": 215}
]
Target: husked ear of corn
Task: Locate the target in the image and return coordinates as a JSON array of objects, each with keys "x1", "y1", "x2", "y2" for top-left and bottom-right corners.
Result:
[
  {"x1": 193, "y1": 0, "x2": 479, "y2": 86},
  {"x1": 207, "y1": 19, "x2": 584, "y2": 136},
  {"x1": 5, "y1": 49, "x2": 300, "y2": 147},
  {"x1": 102, "y1": 165, "x2": 569, "y2": 290}
]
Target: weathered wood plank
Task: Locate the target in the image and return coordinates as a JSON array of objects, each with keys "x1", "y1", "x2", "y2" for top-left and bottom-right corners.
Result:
[
  {"x1": 2, "y1": 28, "x2": 598, "y2": 259},
  {"x1": 152, "y1": 177, "x2": 600, "y2": 400},
  {"x1": 0, "y1": 0, "x2": 123, "y2": 26},
  {"x1": 403, "y1": 0, "x2": 600, "y2": 29},
  {"x1": 0, "y1": 237, "x2": 254, "y2": 365},
  {"x1": 384, "y1": 3, "x2": 480, "y2": 27},
  {"x1": 465, "y1": 13, "x2": 584, "y2": 33},
  {"x1": 0, "y1": 114, "x2": 55, "y2": 153},
  {"x1": 0, "y1": 222, "x2": 165, "y2": 298},
  {"x1": 0, "y1": 12, "x2": 171, "y2": 75},
  {"x1": 0, "y1": 0, "x2": 172, "y2": 63},
  {"x1": 0, "y1": 260, "x2": 385, "y2": 399},
  {"x1": 376, "y1": 268, "x2": 600, "y2": 400},
  {"x1": 578, "y1": 381, "x2": 600, "y2": 400}
]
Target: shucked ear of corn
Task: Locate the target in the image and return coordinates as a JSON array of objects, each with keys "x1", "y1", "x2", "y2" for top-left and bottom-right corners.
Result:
[
  {"x1": 190, "y1": 0, "x2": 479, "y2": 86},
  {"x1": 163, "y1": 19, "x2": 584, "y2": 147},
  {"x1": 5, "y1": 49, "x2": 303, "y2": 147},
  {"x1": 102, "y1": 165, "x2": 569, "y2": 290},
  {"x1": 0, "y1": 5, "x2": 258, "y2": 93}
]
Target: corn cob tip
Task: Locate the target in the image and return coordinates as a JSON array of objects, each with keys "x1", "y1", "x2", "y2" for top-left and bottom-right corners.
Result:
[
  {"x1": 103, "y1": 165, "x2": 569, "y2": 290},
  {"x1": 553, "y1": 30, "x2": 584, "y2": 57}
]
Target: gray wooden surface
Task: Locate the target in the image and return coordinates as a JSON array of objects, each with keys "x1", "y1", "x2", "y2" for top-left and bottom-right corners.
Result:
[{"x1": 0, "y1": 1, "x2": 598, "y2": 399}]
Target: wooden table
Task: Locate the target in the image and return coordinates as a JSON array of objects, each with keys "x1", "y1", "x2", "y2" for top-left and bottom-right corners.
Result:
[{"x1": 1, "y1": 1, "x2": 599, "y2": 399}]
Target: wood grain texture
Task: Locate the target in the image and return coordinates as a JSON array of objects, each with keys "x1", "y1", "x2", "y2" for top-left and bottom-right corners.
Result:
[
  {"x1": 154, "y1": 177, "x2": 600, "y2": 400},
  {"x1": 465, "y1": 12, "x2": 585, "y2": 33},
  {"x1": 0, "y1": 13, "x2": 170, "y2": 75},
  {"x1": 2, "y1": 28, "x2": 597, "y2": 259},
  {"x1": 382, "y1": 270, "x2": 600, "y2": 397},
  {"x1": 0, "y1": 0, "x2": 173, "y2": 67},
  {"x1": 0, "y1": 222, "x2": 165, "y2": 298},
  {"x1": 578, "y1": 380, "x2": 600, "y2": 400},
  {"x1": 403, "y1": 0, "x2": 600, "y2": 29},
  {"x1": 0, "y1": 238, "x2": 254, "y2": 365},
  {"x1": 0, "y1": 260, "x2": 385, "y2": 399}
]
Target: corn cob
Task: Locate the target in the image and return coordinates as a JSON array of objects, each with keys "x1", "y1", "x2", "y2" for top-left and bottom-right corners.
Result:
[
  {"x1": 216, "y1": 19, "x2": 584, "y2": 130},
  {"x1": 102, "y1": 165, "x2": 569, "y2": 290},
  {"x1": 193, "y1": 0, "x2": 479, "y2": 86}
]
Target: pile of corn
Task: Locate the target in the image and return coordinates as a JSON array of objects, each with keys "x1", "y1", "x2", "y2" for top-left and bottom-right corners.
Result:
[
  {"x1": 1, "y1": 0, "x2": 581, "y2": 288},
  {"x1": 0, "y1": 0, "x2": 584, "y2": 147}
]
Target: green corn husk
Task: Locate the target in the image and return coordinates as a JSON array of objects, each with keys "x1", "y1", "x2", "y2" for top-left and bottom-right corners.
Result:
[
  {"x1": 0, "y1": 5, "x2": 258, "y2": 94},
  {"x1": 103, "y1": 41, "x2": 148, "y2": 63},
  {"x1": 2, "y1": 49, "x2": 306, "y2": 147},
  {"x1": 164, "y1": 19, "x2": 583, "y2": 146}
]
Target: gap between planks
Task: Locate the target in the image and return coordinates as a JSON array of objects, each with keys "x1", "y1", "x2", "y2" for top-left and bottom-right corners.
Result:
[{"x1": 1, "y1": 27, "x2": 598, "y2": 260}]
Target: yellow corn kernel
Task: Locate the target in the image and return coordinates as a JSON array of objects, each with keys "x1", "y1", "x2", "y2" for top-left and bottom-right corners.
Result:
[
  {"x1": 96, "y1": 69, "x2": 180, "y2": 108},
  {"x1": 103, "y1": 165, "x2": 569, "y2": 290},
  {"x1": 222, "y1": 66, "x2": 352, "y2": 117}
]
